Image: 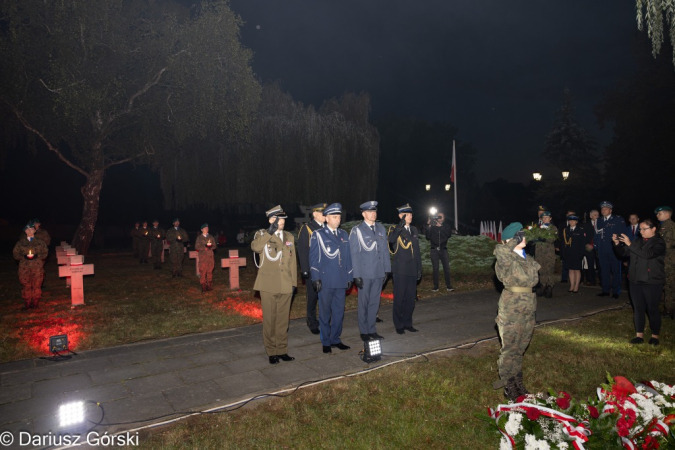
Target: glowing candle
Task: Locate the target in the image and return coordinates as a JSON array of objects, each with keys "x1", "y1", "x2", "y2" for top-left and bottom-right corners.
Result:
[{"x1": 27, "y1": 249, "x2": 34, "y2": 259}]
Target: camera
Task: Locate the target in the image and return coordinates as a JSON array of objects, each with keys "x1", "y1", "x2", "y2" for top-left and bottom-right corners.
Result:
[{"x1": 428, "y1": 207, "x2": 440, "y2": 225}]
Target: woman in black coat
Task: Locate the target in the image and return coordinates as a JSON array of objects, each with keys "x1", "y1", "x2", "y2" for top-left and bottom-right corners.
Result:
[
  {"x1": 613, "y1": 219, "x2": 666, "y2": 345},
  {"x1": 560, "y1": 215, "x2": 587, "y2": 293}
]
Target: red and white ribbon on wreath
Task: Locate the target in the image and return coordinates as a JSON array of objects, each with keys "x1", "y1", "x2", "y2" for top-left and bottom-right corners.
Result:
[{"x1": 621, "y1": 437, "x2": 637, "y2": 450}]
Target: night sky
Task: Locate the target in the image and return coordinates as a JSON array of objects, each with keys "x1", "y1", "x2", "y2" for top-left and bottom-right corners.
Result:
[{"x1": 229, "y1": 0, "x2": 639, "y2": 183}]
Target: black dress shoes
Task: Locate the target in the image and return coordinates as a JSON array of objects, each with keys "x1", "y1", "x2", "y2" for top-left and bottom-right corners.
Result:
[
  {"x1": 310, "y1": 328, "x2": 320, "y2": 335},
  {"x1": 331, "y1": 343, "x2": 350, "y2": 350},
  {"x1": 596, "y1": 292, "x2": 610, "y2": 297},
  {"x1": 404, "y1": 327, "x2": 419, "y2": 332},
  {"x1": 278, "y1": 354, "x2": 295, "y2": 362},
  {"x1": 396, "y1": 328, "x2": 405, "y2": 334},
  {"x1": 360, "y1": 334, "x2": 371, "y2": 342},
  {"x1": 612, "y1": 294, "x2": 619, "y2": 299},
  {"x1": 370, "y1": 333, "x2": 384, "y2": 339},
  {"x1": 376, "y1": 317, "x2": 383, "y2": 323},
  {"x1": 268, "y1": 356, "x2": 280, "y2": 364},
  {"x1": 323, "y1": 346, "x2": 332, "y2": 353}
]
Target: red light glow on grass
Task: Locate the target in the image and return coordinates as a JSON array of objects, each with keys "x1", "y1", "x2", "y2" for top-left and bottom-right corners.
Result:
[
  {"x1": 380, "y1": 292, "x2": 394, "y2": 300},
  {"x1": 21, "y1": 318, "x2": 85, "y2": 354},
  {"x1": 214, "y1": 296, "x2": 263, "y2": 321}
]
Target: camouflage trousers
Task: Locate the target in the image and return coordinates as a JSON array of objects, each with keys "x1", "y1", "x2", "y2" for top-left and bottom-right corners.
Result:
[
  {"x1": 534, "y1": 243, "x2": 556, "y2": 287},
  {"x1": 151, "y1": 241, "x2": 163, "y2": 266},
  {"x1": 198, "y1": 253, "x2": 214, "y2": 286},
  {"x1": 18, "y1": 263, "x2": 45, "y2": 304},
  {"x1": 665, "y1": 268, "x2": 675, "y2": 312},
  {"x1": 169, "y1": 245, "x2": 184, "y2": 273},
  {"x1": 138, "y1": 240, "x2": 150, "y2": 261},
  {"x1": 496, "y1": 291, "x2": 536, "y2": 381}
]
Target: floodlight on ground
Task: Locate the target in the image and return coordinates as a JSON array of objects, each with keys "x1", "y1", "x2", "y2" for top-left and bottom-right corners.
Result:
[
  {"x1": 59, "y1": 401, "x2": 85, "y2": 428},
  {"x1": 361, "y1": 339, "x2": 382, "y2": 363},
  {"x1": 50, "y1": 334, "x2": 69, "y2": 353}
]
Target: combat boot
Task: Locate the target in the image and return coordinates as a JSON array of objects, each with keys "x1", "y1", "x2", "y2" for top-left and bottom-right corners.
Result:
[
  {"x1": 207, "y1": 283, "x2": 213, "y2": 292},
  {"x1": 534, "y1": 283, "x2": 544, "y2": 297},
  {"x1": 22, "y1": 300, "x2": 31, "y2": 311},
  {"x1": 545, "y1": 285, "x2": 553, "y2": 298},
  {"x1": 503, "y1": 377, "x2": 520, "y2": 401},
  {"x1": 515, "y1": 372, "x2": 530, "y2": 396},
  {"x1": 201, "y1": 285, "x2": 207, "y2": 293}
]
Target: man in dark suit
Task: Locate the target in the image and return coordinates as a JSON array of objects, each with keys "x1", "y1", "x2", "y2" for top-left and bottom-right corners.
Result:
[
  {"x1": 595, "y1": 201, "x2": 629, "y2": 298},
  {"x1": 388, "y1": 203, "x2": 423, "y2": 334},
  {"x1": 628, "y1": 214, "x2": 641, "y2": 241},
  {"x1": 309, "y1": 203, "x2": 353, "y2": 353},
  {"x1": 582, "y1": 210, "x2": 599, "y2": 286},
  {"x1": 297, "y1": 203, "x2": 327, "y2": 335}
]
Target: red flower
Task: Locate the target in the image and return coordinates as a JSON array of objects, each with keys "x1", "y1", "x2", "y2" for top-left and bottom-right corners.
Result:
[
  {"x1": 526, "y1": 408, "x2": 541, "y2": 421},
  {"x1": 625, "y1": 409, "x2": 637, "y2": 425},
  {"x1": 556, "y1": 397, "x2": 571, "y2": 409},
  {"x1": 613, "y1": 376, "x2": 637, "y2": 398},
  {"x1": 664, "y1": 414, "x2": 675, "y2": 425},
  {"x1": 516, "y1": 395, "x2": 527, "y2": 403},
  {"x1": 587, "y1": 405, "x2": 600, "y2": 419},
  {"x1": 558, "y1": 391, "x2": 571, "y2": 400},
  {"x1": 617, "y1": 418, "x2": 630, "y2": 437}
]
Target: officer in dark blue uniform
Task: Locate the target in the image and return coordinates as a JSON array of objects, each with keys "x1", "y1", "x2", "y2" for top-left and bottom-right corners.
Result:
[
  {"x1": 349, "y1": 201, "x2": 391, "y2": 342},
  {"x1": 388, "y1": 203, "x2": 422, "y2": 334},
  {"x1": 309, "y1": 203, "x2": 353, "y2": 353},
  {"x1": 297, "y1": 203, "x2": 327, "y2": 335},
  {"x1": 595, "y1": 201, "x2": 629, "y2": 298}
]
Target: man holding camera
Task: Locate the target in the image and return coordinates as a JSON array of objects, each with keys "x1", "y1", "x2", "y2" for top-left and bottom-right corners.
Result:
[{"x1": 425, "y1": 211, "x2": 454, "y2": 292}]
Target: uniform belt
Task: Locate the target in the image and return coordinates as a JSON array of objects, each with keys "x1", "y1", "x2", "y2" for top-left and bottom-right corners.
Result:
[{"x1": 504, "y1": 286, "x2": 533, "y2": 293}]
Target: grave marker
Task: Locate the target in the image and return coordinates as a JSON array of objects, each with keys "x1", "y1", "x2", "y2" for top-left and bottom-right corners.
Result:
[
  {"x1": 189, "y1": 251, "x2": 200, "y2": 277},
  {"x1": 58, "y1": 255, "x2": 94, "y2": 306},
  {"x1": 221, "y1": 249, "x2": 247, "y2": 290}
]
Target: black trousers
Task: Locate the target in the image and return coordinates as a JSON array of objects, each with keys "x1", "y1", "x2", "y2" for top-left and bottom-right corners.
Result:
[
  {"x1": 430, "y1": 248, "x2": 451, "y2": 289},
  {"x1": 305, "y1": 281, "x2": 319, "y2": 330},
  {"x1": 582, "y1": 249, "x2": 597, "y2": 284},
  {"x1": 393, "y1": 274, "x2": 416, "y2": 329},
  {"x1": 630, "y1": 282, "x2": 663, "y2": 335}
]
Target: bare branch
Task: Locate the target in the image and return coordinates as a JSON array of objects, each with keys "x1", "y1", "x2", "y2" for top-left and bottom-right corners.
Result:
[
  {"x1": 3, "y1": 99, "x2": 89, "y2": 178},
  {"x1": 103, "y1": 152, "x2": 144, "y2": 170},
  {"x1": 108, "y1": 66, "x2": 167, "y2": 124}
]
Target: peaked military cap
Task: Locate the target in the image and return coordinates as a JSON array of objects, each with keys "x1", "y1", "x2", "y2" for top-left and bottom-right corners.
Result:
[
  {"x1": 23, "y1": 223, "x2": 35, "y2": 231},
  {"x1": 567, "y1": 215, "x2": 579, "y2": 221},
  {"x1": 501, "y1": 222, "x2": 523, "y2": 241},
  {"x1": 397, "y1": 203, "x2": 413, "y2": 213},
  {"x1": 200, "y1": 223, "x2": 209, "y2": 230},
  {"x1": 323, "y1": 203, "x2": 342, "y2": 216},
  {"x1": 655, "y1": 206, "x2": 673, "y2": 214},
  {"x1": 312, "y1": 203, "x2": 328, "y2": 212},
  {"x1": 541, "y1": 211, "x2": 552, "y2": 217},
  {"x1": 537, "y1": 205, "x2": 548, "y2": 211},
  {"x1": 360, "y1": 201, "x2": 378, "y2": 211},
  {"x1": 266, "y1": 205, "x2": 287, "y2": 218},
  {"x1": 599, "y1": 201, "x2": 613, "y2": 209}
]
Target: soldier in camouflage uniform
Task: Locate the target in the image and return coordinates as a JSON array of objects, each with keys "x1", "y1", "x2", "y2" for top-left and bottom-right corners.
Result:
[
  {"x1": 165, "y1": 218, "x2": 189, "y2": 277},
  {"x1": 533, "y1": 211, "x2": 558, "y2": 298},
  {"x1": 195, "y1": 223, "x2": 216, "y2": 292},
  {"x1": 494, "y1": 222, "x2": 540, "y2": 400},
  {"x1": 150, "y1": 219, "x2": 165, "y2": 270},
  {"x1": 130, "y1": 222, "x2": 141, "y2": 258},
  {"x1": 656, "y1": 206, "x2": 675, "y2": 319},
  {"x1": 138, "y1": 221, "x2": 152, "y2": 264},
  {"x1": 13, "y1": 223, "x2": 48, "y2": 309}
]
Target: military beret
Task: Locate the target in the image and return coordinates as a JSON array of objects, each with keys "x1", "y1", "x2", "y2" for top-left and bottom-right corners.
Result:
[
  {"x1": 200, "y1": 223, "x2": 209, "y2": 230},
  {"x1": 541, "y1": 211, "x2": 552, "y2": 217},
  {"x1": 152, "y1": 219, "x2": 159, "y2": 224},
  {"x1": 23, "y1": 223, "x2": 35, "y2": 231},
  {"x1": 172, "y1": 218, "x2": 180, "y2": 223},
  {"x1": 567, "y1": 215, "x2": 579, "y2": 221},
  {"x1": 537, "y1": 205, "x2": 548, "y2": 212},
  {"x1": 360, "y1": 201, "x2": 378, "y2": 211},
  {"x1": 501, "y1": 222, "x2": 523, "y2": 241},
  {"x1": 599, "y1": 201, "x2": 613, "y2": 209},
  {"x1": 654, "y1": 206, "x2": 673, "y2": 214},
  {"x1": 397, "y1": 203, "x2": 413, "y2": 213},
  {"x1": 32, "y1": 218, "x2": 41, "y2": 224},
  {"x1": 311, "y1": 203, "x2": 328, "y2": 212},
  {"x1": 323, "y1": 203, "x2": 342, "y2": 216},
  {"x1": 266, "y1": 205, "x2": 287, "y2": 218}
]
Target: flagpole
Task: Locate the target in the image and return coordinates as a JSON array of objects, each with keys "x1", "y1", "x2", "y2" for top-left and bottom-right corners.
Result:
[{"x1": 452, "y1": 140, "x2": 458, "y2": 231}]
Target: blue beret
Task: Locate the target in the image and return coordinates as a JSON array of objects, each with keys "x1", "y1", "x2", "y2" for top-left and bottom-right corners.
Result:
[
  {"x1": 397, "y1": 203, "x2": 413, "y2": 213},
  {"x1": 501, "y1": 222, "x2": 523, "y2": 241},
  {"x1": 324, "y1": 203, "x2": 342, "y2": 216},
  {"x1": 655, "y1": 206, "x2": 673, "y2": 214},
  {"x1": 360, "y1": 201, "x2": 378, "y2": 211},
  {"x1": 599, "y1": 201, "x2": 613, "y2": 209},
  {"x1": 541, "y1": 211, "x2": 552, "y2": 217}
]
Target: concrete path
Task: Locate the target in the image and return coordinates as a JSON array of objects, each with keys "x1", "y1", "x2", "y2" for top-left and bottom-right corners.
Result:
[{"x1": 0, "y1": 285, "x2": 624, "y2": 448}]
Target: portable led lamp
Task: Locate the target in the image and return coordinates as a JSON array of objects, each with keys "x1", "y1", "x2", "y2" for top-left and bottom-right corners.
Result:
[
  {"x1": 363, "y1": 339, "x2": 382, "y2": 363},
  {"x1": 59, "y1": 401, "x2": 85, "y2": 428},
  {"x1": 50, "y1": 334, "x2": 69, "y2": 353}
]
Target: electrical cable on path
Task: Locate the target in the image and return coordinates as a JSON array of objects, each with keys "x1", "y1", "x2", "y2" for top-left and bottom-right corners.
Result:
[{"x1": 51, "y1": 303, "x2": 628, "y2": 449}]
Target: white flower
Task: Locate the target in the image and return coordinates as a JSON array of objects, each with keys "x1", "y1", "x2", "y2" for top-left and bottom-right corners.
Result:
[
  {"x1": 630, "y1": 393, "x2": 664, "y2": 421},
  {"x1": 558, "y1": 443, "x2": 569, "y2": 450},
  {"x1": 524, "y1": 433, "x2": 551, "y2": 450},
  {"x1": 500, "y1": 436, "x2": 511, "y2": 450},
  {"x1": 504, "y1": 412, "x2": 524, "y2": 436}
]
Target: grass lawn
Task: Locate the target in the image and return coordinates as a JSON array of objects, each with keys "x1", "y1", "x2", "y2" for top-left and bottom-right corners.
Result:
[
  {"x1": 126, "y1": 307, "x2": 675, "y2": 450},
  {"x1": 0, "y1": 247, "x2": 494, "y2": 363}
]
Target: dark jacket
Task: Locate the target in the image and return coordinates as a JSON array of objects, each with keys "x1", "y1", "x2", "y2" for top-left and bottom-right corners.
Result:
[
  {"x1": 297, "y1": 220, "x2": 323, "y2": 274},
  {"x1": 614, "y1": 235, "x2": 666, "y2": 284},
  {"x1": 388, "y1": 225, "x2": 422, "y2": 277},
  {"x1": 425, "y1": 221, "x2": 452, "y2": 250}
]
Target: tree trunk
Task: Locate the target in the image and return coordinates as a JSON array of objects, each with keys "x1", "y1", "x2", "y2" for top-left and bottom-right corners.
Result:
[{"x1": 72, "y1": 169, "x2": 105, "y2": 255}]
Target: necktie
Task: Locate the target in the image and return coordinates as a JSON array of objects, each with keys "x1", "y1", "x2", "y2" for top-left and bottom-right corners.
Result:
[
  {"x1": 333, "y1": 230, "x2": 337, "y2": 237},
  {"x1": 405, "y1": 226, "x2": 410, "y2": 233},
  {"x1": 276, "y1": 231, "x2": 282, "y2": 240},
  {"x1": 370, "y1": 225, "x2": 375, "y2": 233},
  {"x1": 633, "y1": 226, "x2": 637, "y2": 236}
]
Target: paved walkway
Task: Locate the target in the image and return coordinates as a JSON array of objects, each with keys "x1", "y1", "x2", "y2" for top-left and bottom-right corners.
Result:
[{"x1": 0, "y1": 285, "x2": 624, "y2": 448}]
